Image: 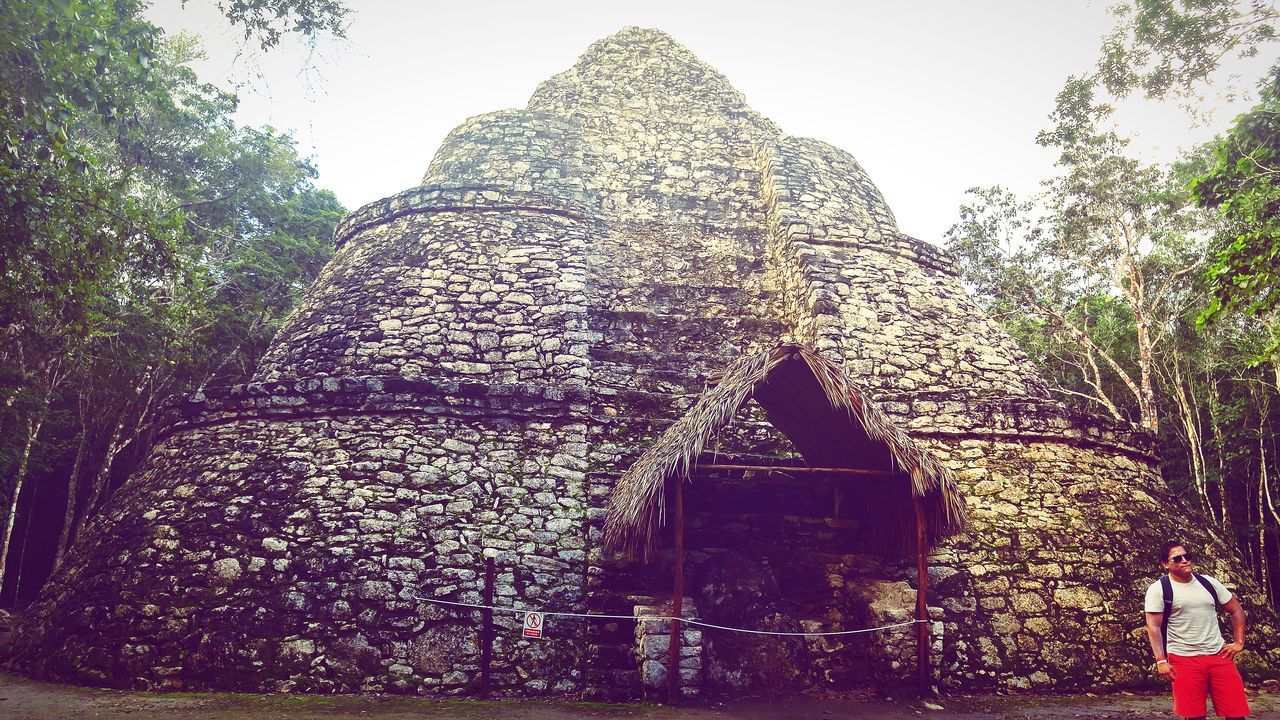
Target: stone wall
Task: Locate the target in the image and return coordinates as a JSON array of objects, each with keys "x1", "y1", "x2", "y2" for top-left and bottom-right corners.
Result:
[
  {"x1": 633, "y1": 599, "x2": 703, "y2": 701},
  {"x1": 257, "y1": 203, "x2": 593, "y2": 384},
  {"x1": 11, "y1": 381, "x2": 593, "y2": 694},
  {"x1": 421, "y1": 111, "x2": 589, "y2": 206}
]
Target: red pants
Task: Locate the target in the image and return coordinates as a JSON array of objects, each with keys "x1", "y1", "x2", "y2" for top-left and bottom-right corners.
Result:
[{"x1": 1168, "y1": 653, "x2": 1250, "y2": 718}]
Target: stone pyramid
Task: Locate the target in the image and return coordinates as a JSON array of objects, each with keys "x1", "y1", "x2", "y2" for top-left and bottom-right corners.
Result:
[{"x1": 8, "y1": 27, "x2": 1277, "y2": 698}]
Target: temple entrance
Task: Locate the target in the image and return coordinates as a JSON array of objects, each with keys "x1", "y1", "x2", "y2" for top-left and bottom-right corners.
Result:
[
  {"x1": 681, "y1": 458, "x2": 887, "y2": 694},
  {"x1": 605, "y1": 344, "x2": 966, "y2": 701}
]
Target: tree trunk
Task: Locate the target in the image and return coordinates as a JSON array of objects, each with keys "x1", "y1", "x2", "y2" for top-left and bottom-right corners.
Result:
[
  {"x1": 7, "y1": 480, "x2": 36, "y2": 605},
  {"x1": 1135, "y1": 317, "x2": 1159, "y2": 433},
  {"x1": 70, "y1": 413, "x2": 126, "y2": 546},
  {"x1": 1263, "y1": 446, "x2": 1278, "y2": 605},
  {"x1": 52, "y1": 423, "x2": 90, "y2": 572},
  {"x1": 1112, "y1": 216, "x2": 1159, "y2": 432},
  {"x1": 0, "y1": 407, "x2": 47, "y2": 591},
  {"x1": 1170, "y1": 361, "x2": 1212, "y2": 519},
  {"x1": 1260, "y1": 416, "x2": 1279, "y2": 604},
  {"x1": 68, "y1": 368, "x2": 159, "y2": 547},
  {"x1": 1207, "y1": 378, "x2": 1231, "y2": 533},
  {"x1": 1258, "y1": 460, "x2": 1268, "y2": 592}
]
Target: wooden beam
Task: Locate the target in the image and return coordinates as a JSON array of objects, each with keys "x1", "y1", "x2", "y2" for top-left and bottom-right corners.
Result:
[
  {"x1": 667, "y1": 475, "x2": 685, "y2": 705},
  {"x1": 913, "y1": 491, "x2": 931, "y2": 696},
  {"x1": 694, "y1": 475, "x2": 833, "y2": 490},
  {"x1": 692, "y1": 463, "x2": 892, "y2": 477}
]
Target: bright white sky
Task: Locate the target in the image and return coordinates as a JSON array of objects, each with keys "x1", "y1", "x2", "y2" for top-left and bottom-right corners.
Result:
[{"x1": 146, "y1": 0, "x2": 1274, "y2": 244}]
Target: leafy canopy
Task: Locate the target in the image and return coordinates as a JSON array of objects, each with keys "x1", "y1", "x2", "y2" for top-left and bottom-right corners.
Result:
[{"x1": 1192, "y1": 66, "x2": 1280, "y2": 351}]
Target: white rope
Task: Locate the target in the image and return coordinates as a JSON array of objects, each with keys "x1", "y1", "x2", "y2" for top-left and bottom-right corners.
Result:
[
  {"x1": 414, "y1": 595, "x2": 927, "y2": 637},
  {"x1": 685, "y1": 617, "x2": 923, "y2": 636}
]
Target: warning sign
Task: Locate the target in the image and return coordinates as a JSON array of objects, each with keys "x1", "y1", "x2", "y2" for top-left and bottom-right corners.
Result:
[{"x1": 522, "y1": 611, "x2": 544, "y2": 639}]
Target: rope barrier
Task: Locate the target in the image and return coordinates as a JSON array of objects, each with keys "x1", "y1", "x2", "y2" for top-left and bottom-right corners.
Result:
[{"x1": 414, "y1": 595, "x2": 927, "y2": 637}]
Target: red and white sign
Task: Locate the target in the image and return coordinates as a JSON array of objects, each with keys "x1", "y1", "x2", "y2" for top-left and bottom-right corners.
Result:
[{"x1": 522, "y1": 611, "x2": 544, "y2": 639}]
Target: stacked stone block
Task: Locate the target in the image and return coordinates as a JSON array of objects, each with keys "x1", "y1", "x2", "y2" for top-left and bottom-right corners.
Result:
[{"x1": 633, "y1": 599, "x2": 704, "y2": 701}]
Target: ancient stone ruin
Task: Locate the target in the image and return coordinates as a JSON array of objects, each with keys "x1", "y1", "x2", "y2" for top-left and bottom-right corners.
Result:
[{"x1": 8, "y1": 27, "x2": 1278, "y2": 699}]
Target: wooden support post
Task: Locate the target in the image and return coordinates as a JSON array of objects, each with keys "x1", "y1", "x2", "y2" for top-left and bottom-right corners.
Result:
[
  {"x1": 913, "y1": 492, "x2": 930, "y2": 696},
  {"x1": 667, "y1": 476, "x2": 685, "y2": 705},
  {"x1": 480, "y1": 555, "x2": 495, "y2": 696}
]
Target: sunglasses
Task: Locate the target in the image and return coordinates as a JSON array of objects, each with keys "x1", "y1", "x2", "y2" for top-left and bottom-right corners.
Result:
[{"x1": 1168, "y1": 552, "x2": 1194, "y2": 564}]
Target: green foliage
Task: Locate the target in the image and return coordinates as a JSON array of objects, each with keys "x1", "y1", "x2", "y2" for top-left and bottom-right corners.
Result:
[
  {"x1": 1089, "y1": 1, "x2": 1280, "y2": 353},
  {"x1": 206, "y1": 0, "x2": 348, "y2": 49},
  {"x1": 0, "y1": 0, "x2": 157, "y2": 167},
  {"x1": 945, "y1": 184, "x2": 1151, "y2": 422},
  {"x1": 1098, "y1": 0, "x2": 1277, "y2": 101},
  {"x1": 947, "y1": 76, "x2": 1204, "y2": 430},
  {"x1": 0, "y1": 0, "x2": 347, "y2": 602},
  {"x1": 1193, "y1": 66, "x2": 1280, "y2": 355}
]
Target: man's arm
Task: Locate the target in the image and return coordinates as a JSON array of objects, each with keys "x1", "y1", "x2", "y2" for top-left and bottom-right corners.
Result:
[
  {"x1": 1219, "y1": 597, "x2": 1246, "y2": 659},
  {"x1": 1145, "y1": 611, "x2": 1176, "y2": 681}
]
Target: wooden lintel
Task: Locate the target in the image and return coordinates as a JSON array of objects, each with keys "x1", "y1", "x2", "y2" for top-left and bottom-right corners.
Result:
[
  {"x1": 696, "y1": 475, "x2": 831, "y2": 490},
  {"x1": 692, "y1": 463, "x2": 892, "y2": 477}
]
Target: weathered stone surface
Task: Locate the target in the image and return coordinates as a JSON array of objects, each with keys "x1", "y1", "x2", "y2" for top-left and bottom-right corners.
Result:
[
  {"x1": 694, "y1": 551, "x2": 781, "y2": 625},
  {"x1": 409, "y1": 625, "x2": 477, "y2": 675},
  {"x1": 705, "y1": 613, "x2": 807, "y2": 693},
  {"x1": 7, "y1": 25, "x2": 1277, "y2": 702}
]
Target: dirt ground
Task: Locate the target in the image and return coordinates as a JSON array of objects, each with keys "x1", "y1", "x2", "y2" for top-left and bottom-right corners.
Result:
[{"x1": 1, "y1": 672, "x2": 1278, "y2": 720}]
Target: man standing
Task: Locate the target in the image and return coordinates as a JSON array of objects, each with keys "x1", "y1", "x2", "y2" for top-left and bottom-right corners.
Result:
[{"x1": 1144, "y1": 541, "x2": 1249, "y2": 719}]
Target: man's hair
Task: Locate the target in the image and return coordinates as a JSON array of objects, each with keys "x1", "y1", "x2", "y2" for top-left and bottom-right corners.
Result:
[{"x1": 1158, "y1": 540, "x2": 1187, "y2": 564}]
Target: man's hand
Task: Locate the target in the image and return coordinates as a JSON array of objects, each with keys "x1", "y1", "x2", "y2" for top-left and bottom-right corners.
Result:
[
  {"x1": 1219, "y1": 642, "x2": 1245, "y2": 660},
  {"x1": 1156, "y1": 661, "x2": 1177, "y2": 682}
]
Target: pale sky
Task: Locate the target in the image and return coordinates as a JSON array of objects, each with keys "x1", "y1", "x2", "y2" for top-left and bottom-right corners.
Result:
[{"x1": 146, "y1": 1, "x2": 1275, "y2": 244}]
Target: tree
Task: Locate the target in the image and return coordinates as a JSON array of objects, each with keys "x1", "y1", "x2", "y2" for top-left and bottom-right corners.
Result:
[
  {"x1": 949, "y1": 0, "x2": 1280, "y2": 605},
  {"x1": 947, "y1": 76, "x2": 1207, "y2": 433},
  {"x1": 0, "y1": 0, "x2": 347, "y2": 602},
  {"x1": 1094, "y1": 1, "x2": 1280, "y2": 349},
  {"x1": 205, "y1": 0, "x2": 348, "y2": 49},
  {"x1": 1193, "y1": 66, "x2": 1280, "y2": 352},
  {"x1": 1097, "y1": 0, "x2": 1277, "y2": 104}
]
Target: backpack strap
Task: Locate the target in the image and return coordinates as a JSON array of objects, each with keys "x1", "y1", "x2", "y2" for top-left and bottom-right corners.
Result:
[
  {"x1": 1193, "y1": 573, "x2": 1221, "y2": 606},
  {"x1": 1160, "y1": 575, "x2": 1173, "y2": 656}
]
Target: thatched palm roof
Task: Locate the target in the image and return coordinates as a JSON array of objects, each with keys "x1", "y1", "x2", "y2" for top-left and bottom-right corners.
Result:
[{"x1": 604, "y1": 343, "x2": 967, "y2": 560}]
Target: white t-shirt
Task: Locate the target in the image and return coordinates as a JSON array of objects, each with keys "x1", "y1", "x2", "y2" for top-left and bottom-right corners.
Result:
[{"x1": 1144, "y1": 574, "x2": 1232, "y2": 656}]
